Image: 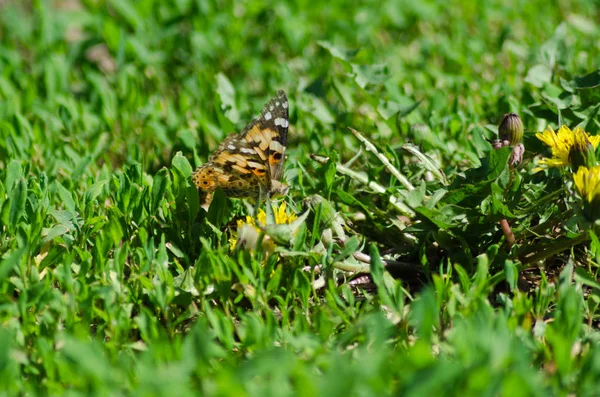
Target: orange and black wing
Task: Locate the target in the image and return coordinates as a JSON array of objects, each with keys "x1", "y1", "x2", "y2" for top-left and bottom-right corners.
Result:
[
  {"x1": 238, "y1": 90, "x2": 288, "y2": 182},
  {"x1": 192, "y1": 90, "x2": 289, "y2": 198}
]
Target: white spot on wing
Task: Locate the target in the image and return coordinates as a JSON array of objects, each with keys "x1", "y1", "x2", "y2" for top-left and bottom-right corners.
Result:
[
  {"x1": 269, "y1": 105, "x2": 274, "y2": 111},
  {"x1": 282, "y1": 101, "x2": 288, "y2": 109},
  {"x1": 264, "y1": 111, "x2": 272, "y2": 120},
  {"x1": 240, "y1": 148, "x2": 255, "y2": 154},
  {"x1": 276, "y1": 101, "x2": 280, "y2": 106},
  {"x1": 274, "y1": 118, "x2": 289, "y2": 128},
  {"x1": 227, "y1": 145, "x2": 236, "y2": 150},
  {"x1": 270, "y1": 141, "x2": 284, "y2": 152},
  {"x1": 247, "y1": 161, "x2": 265, "y2": 169}
]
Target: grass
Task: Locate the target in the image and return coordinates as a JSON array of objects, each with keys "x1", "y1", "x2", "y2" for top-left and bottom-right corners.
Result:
[{"x1": 1, "y1": 0, "x2": 600, "y2": 395}]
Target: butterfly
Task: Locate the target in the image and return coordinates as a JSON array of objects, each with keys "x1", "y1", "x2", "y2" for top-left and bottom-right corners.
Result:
[{"x1": 192, "y1": 90, "x2": 289, "y2": 204}]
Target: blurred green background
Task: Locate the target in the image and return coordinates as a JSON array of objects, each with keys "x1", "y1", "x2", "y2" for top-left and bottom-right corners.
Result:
[{"x1": 1, "y1": 0, "x2": 600, "y2": 394}]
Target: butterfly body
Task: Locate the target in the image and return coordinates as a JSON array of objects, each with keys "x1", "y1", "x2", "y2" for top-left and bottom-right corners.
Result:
[{"x1": 192, "y1": 90, "x2": 289, "y2": 200}]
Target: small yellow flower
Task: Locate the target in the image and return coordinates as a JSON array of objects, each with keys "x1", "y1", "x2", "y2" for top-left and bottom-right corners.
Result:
[
  {"x1": 272, "y1": 202, "x2": 298, "y2": 225},
  {"x1": 228, "y1": 202, "x2": 298, "y2": 250},
  {"x1": 535, "y1": 125, "x2": 600, "y2": 169},
  {"x1": 573, "y1": 166, "x2": 600, "y2": 221}
]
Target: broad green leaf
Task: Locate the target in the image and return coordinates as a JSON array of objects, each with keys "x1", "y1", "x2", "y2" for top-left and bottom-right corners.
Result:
[
  {"x1": 152, "y1": 168, "x2": 169, "y2": 212},
  {"x1": 207, "y1": 188, "x2": 229, "y2": 230},
  {"x1": 414, "y1": 206, "x2": 453, "y2": 229},
  {"x1": 5, "y1": 160, "x2": 22, "y2": 193},
  {"x1": 525, "y1": 64, "x2": 552, "y2": 88},
  {"x1": 172, "y1": 151, "x2": 193, "y2": 178},
  {"x1": 55, "y1": 181, "x2": 76, "y2": 214},
  {"x1": 487, "y1": 147, "x2": 511, "y2": 180},
  {"x1": 8, "y1": 178, "x2": 26, "y2": 229}
]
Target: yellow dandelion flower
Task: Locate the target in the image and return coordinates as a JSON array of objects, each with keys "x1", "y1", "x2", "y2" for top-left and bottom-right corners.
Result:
[
  {"x1": 273, "y1": 202, "x2": 298, "y2": 225},
  {"x1": 535, "y1": 125, "x2": 600, "y2": 170},
  {"x1": 573, "y1": 166, "x2": 600, "y2": 221},
  {"x1": 229, "y1": 202, "x2": 297, "y2": 250}
]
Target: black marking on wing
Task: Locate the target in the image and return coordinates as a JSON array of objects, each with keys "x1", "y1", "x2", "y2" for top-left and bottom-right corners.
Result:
[{"x1": 240, "y1": 90, "x2": 288, "y2": 148}]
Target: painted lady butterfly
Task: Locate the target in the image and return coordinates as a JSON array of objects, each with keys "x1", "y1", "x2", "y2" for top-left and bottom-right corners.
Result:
[{"x1": 192, "y1": 90, "x2": 289, "y2": 203}]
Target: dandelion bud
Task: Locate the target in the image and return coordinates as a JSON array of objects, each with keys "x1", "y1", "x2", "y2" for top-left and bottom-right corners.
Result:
[
  {"x1": 498, "y1": 113, "x2": 524, "y2": 146},
  {"x1": 569, "y1": 131, "x2": 597, "y2": 171}
]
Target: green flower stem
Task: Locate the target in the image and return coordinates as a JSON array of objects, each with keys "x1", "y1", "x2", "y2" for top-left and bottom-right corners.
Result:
[{"x1": 500, "y1": 218, "x2": 516, "y2": 248}]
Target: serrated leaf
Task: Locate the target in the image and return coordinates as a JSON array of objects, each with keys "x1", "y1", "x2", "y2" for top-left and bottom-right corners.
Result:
[
  {"x1": 487, "y1": 147, "x2": 511, "y2": 180},
  {"x1": 491, "y1": 182, "x2": 515, "y2": 217},
  {"x1": 415, "y1": 206, "x2": 453, "y2": 229}
]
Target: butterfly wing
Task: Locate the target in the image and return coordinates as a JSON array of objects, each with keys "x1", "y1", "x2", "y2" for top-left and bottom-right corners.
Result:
[
  {"x1": 192, "y1": 90, "x2": 289, "y2": 198},
  {"x1": 192, "y1": 135, "x2": 268, "y2": 197},
  {"x1": 239, "y1": 90, "x2": 288, "y2": 182}
]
